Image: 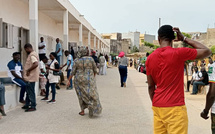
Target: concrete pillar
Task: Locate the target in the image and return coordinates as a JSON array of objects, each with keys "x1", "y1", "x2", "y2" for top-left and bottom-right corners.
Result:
[
  {"x1": 88, "y1": 31, "x2": 91, "y2": 50},
  {"x1": 94, "y1": 36, "x2": 96, "y2": 50},
  {"x1": 79, "y1": 24, "x2": 83, "y2": 46},
  {"x1": 104, "y1": 45, "x2": 106, "y2": 53},
  {"x1": 102, "y1": 43, "x2": 103, "y2": 52},
  {"x1": 63, "y1": 10, "x2": 69, "y2": 50},
  {"x1": 29, "y1": 0, "x2": 38, "y2": 52},
  {"x1": 101, "y1": 43, "x2": 103, "y2": 53},
  {"x1": 97, "y1": 39, "x2": 100, "y2": 53},
  {"x1": 29, "y1": 0, "x2": 39, "y2": 96}
]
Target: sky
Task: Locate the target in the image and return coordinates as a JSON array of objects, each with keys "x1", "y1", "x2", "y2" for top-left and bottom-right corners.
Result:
[{"x1": 70, "y1": 0, "x2": 215, "y2": 36}]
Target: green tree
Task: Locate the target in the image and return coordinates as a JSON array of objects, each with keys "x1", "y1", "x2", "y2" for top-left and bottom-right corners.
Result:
[
  {"x1": 182, "y1": 32, "x2": 192, "y2": 48},
  {"x1": 144, "y1": 42, "x2": 159, "y2": 49},
  {"x1": 211, "y1": 45, "x2": 215, "y2": 54},
  {"x1": 131, "y1": 46, "x2": 139, "y2": 53}
]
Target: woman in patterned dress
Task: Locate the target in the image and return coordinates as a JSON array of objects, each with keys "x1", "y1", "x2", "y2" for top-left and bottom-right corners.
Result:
[{"x1": 67, "y1": 47, "x2": 102, "y2": 118}]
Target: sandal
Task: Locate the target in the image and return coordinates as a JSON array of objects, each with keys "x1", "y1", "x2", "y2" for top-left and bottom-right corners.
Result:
[
  {"x1": 79, "y1": 112, "x2": 85, "y2": 116},
  {"x1": 0, "y1": 109, "x2": 6, "y2": 116}
]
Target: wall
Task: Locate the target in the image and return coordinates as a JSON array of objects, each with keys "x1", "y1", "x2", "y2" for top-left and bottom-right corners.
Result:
[
  {"x1": 144, "y1": 34, "x2": 155, "y2": 44},
  {"x1": 121, "y1": 39, "x2": 131, "y2": 54},
  {"x1": 139, "y1": 46, "x2": 154, "y2": 53},
  {"x1": 0, "y1": 0, "x2": 82, "y2": 72},
  {"x1": 206, "y1": 28, "x2": 215, "y2": 48},
  {"x1": 0, "y1": 26, "x2": 20, "y2": 72},
  {"x1": 122, "y1": 32, "x2": 140, "y2": 49}
]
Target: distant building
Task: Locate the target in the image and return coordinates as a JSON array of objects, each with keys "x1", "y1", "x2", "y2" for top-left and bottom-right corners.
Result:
[
  {"x1": 102, "y1": 33, "x2": 131, "y2": 55},
  {"x1": 139, "y1": 34, "x2": 156, "y2": 52},
  {"x1": 102, "y1": 32, "x2": 157, "y2": 54},
  {"x1": 122, "y1": 32, "x2": 140, "y2": 49},
  {"x1": 139, "y1": 34, "x2": 145, "y2": 47},
  {"x1": 144, "y1": 34, "x2": 156, "y2": 44},
  {"x1": 121, "y1": 39, "x2": 131, "y2": 54}
]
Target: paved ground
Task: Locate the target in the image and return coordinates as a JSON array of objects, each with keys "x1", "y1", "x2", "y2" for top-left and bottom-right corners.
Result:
[{"x1": 0, "y1": 67, "x2": 212, "y2": 134}]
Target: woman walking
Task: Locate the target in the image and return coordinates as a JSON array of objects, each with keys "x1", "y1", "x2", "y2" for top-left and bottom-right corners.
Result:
[
  {"x1": 68, "y1": 47, "x2": 102, "y2": 118},
  {"x1": 41, "y1": 52, "x2": 60, "y2": 104},
  {"x1": 118, "y1": 51, "x2": 128, "y2": 87}
]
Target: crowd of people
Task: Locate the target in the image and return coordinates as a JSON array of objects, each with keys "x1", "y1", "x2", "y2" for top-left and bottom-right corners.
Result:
[
  {"x1": 0, "y1": 37, "x2": 110, "y2": 119},
  {"x1": 1, "y1": 25, "x2": 215, "y2": 134}
]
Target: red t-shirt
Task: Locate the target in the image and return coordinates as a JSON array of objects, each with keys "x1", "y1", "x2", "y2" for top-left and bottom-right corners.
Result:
[{"x1": 146, "y1": 46, "x2": 197, "y2": 107}]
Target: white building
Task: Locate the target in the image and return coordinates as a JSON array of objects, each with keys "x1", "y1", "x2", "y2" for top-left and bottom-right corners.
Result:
[
  {"x1": 0, "y1": 0, "x2": 110, "y2": 111},
  {"x1": 122, "y1": 32, "x2": 140, "y2": 49}
]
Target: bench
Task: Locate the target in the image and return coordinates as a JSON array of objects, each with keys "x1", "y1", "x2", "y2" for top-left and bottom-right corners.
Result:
[
  {"x1": 198, "y1": 85, "x2": 210, "y2": 95},
  {"x1": 0, "y1": 77, "x2": 40, "y2": 112},
  {"x1": 0, "y1": 77, "x2": 14, "y2": 85}
]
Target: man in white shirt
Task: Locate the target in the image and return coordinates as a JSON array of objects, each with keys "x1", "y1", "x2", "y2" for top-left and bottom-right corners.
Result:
[
  {"x1": 99, "y1": 54, "x2": 106, "y2": 75},
  {"x1": 186, "y1": 66, "x2": 201, "y2": 92},
  {"x1": 39, "y1": 56, "x2": 48, "y2": 96},
  {"x1": 201, "y1": 57, "x2": 215, "y2": 133},
  {"x1": 38, "y1": 37, "x2": 46, "y2": 60},
  {"x1": 61, "y1": 50, "x2": 73, "y2": 90}
]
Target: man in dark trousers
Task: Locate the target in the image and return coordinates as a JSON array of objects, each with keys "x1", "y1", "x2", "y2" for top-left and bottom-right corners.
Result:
[
  {"x1": 22, "y1": 44, "x2": 39, "y2": 112},
  {"x1": 146, "y1": 25, "x2": 211, "y2": 134},
  {"x1": 70, "y1": 46, "x2": 75, "y2": 60},
  {"x1": 7, "y1": 52, "x2": 26, "y2": 104},
  {"x1": 91, "y1": 51, "x2": 99, "y2": 66}
]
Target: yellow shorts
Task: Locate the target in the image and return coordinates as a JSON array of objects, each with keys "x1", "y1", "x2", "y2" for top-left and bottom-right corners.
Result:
[{"x1": 152, "y1": 105, "x2": 188, "y2": 134}]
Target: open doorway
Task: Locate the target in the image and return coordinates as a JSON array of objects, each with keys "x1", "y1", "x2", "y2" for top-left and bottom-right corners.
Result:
[{"x1": 19, "y1": 27, "x2": 29, "y2": 65}]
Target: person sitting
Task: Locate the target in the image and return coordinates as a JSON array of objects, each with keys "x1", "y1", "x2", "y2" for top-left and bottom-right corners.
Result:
[
  {"x1": 191, "y1": 67, "x2": 209, "y2": 95},
  {"x1": 7, "y1": 52, "x2": 26, "y2": 104},
  {"x1": 0, "y1": 82, "x2": 6, "y2": 118},
  {"x1": 186, "y1": 66, "x2": 200, "y2": 92}
]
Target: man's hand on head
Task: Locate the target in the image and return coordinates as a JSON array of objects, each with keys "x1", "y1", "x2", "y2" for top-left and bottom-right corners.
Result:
[{"x1": 173, "y1": 27, "x2": 184, "y2": 42}]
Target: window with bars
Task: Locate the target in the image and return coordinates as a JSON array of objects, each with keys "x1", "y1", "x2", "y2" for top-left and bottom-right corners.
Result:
[{"x1": 0, "y1": 18, "x2": 14, "y2": 48}]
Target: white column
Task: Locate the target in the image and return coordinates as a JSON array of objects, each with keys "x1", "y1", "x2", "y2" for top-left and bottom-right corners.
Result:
[
  {"x1": 29, "y1": 0, "x2": 38, "y2": 52},
  {"x1": 29, "y1": 0, "x2": 39, "y2": 96},
  {"x1": 94, "y1": 36, "x2": 96, "y2": 50},
  {"x1": 88, "y1": 31, "x2": 91, "y2": 50},
  {"x1": 101, "y1": 43, "x2": 103, "y2": 53},
  {"x1": 101, "y1": 42, "x2": 103, "y2": 53},
  {"x1": 79, "y1": 24, "x2": 83, "y2": 46},
  {"x1": 63, "y1": 10, "x2": 69, "y2": 50},
  {"x1": 104, "y1": 45, "x2": 106, "y2": 53},
  {"x1": 97, "y1": 39, "x2": 100, "y2": 53}
]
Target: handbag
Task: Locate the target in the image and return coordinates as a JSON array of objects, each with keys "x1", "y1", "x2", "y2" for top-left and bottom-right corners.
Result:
[
  {"x1": 49, "y1": 60, "x2": 62, "y2": 76},
  {"x1": 53, "y1": 70, "x2": 62, "y2": 76},
  {"x1": 53, "y1": 62, "x2": 62, "y2": 76}
]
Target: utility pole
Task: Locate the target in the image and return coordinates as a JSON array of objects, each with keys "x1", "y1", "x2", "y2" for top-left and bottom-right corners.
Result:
[{"x1": 159, "y1": 18, "x2": 161, "y2": 28}]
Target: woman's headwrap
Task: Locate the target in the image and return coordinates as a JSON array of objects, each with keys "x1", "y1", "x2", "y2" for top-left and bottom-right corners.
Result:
[
  {"x1": 77, "y1": 46, "x2": 88, "y2": 58},
  {"x1": 118, "y1": 51, "x2": 125, "y2": 58}
]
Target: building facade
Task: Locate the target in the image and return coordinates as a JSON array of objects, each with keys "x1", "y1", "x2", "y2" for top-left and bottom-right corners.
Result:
[
  {"x1": 0, "y1": 0, "x2": 110, "y2": 111},
  {"x1": 122, "y1": 32, "x2": 140, "y2": 49}
]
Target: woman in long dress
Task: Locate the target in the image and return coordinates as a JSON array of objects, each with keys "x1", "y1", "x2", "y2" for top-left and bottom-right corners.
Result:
[{"x1": 68, "y1": 47, "x2": 102, "y2": 118}]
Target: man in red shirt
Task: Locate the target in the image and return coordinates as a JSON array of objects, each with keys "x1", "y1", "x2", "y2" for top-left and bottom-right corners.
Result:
[{"x1": 146, "y1": 25, "x2": 211, "y2": 134}]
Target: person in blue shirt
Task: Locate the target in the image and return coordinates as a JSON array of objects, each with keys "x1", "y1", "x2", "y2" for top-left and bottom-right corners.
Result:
[
  {"x1": 7, "y1": 52, "x2": 26, "y2": 104},
  {"x1": 61, "y1": 50, "x2": 73, "y2": 90},
  {"x1": 55, "y1": 38, "x2": 62, "y2": 65}
]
